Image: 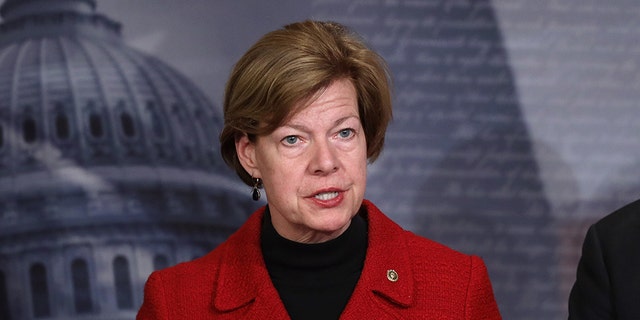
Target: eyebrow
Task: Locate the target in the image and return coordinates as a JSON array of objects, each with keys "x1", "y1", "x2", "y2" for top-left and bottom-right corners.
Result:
[{"x1": 284, "y1": 115, "x2": 360, "y2": 132}]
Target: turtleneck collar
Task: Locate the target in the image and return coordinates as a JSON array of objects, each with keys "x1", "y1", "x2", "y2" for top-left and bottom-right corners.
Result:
[{"x1": 261, "y1": 206, "x2": 368, "y2": 273}]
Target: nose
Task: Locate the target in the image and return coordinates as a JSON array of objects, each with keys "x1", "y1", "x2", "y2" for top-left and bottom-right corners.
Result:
[{"x1": 309, "y1": 139, "x2": 339, "y2": 175}]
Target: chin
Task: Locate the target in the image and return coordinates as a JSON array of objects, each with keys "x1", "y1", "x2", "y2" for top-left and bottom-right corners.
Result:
[{"x1": 311, "y1": 214, "x2": 353, "y2": 234}]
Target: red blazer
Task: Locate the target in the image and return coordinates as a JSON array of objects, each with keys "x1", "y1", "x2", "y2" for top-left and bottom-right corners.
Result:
[{"x1": 137, "y1": 200, "x2": 501, "y2": 319}]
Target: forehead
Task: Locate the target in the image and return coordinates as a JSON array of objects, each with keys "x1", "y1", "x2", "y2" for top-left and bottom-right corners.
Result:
[{"x1": 285, "y1": 79, "x2": 358, "y2": 123}]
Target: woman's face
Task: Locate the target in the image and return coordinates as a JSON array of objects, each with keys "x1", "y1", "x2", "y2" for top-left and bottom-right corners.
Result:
[{"x1": 236, "y1": 78, "x2": 367, "y2": 243}]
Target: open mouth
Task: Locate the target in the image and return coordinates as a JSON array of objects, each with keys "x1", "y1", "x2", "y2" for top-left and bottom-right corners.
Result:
[{"x1": 314, "y1": 191, "x2": 340, "y2": 201}]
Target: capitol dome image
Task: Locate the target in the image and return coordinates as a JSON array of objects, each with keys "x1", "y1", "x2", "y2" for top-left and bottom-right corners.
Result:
[{"x1": 0, "y1": 0, "x2": 254, "y2": 319}]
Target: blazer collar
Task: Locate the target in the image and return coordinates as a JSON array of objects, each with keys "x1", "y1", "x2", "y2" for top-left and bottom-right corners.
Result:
[
  {"x1": 212, "y1": 206, "x2": 279, "y2": 312},
  {"x1": 212, "y1": 200, "x2": 415, "y2": 313},
  {"x1": 356, "y1": 200, "x2": 415, "y2": 308}
]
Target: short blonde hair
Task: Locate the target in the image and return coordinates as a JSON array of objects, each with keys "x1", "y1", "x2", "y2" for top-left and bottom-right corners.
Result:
[{"x1": 220, "y1": 20, "x2": 392, "y2": 186}]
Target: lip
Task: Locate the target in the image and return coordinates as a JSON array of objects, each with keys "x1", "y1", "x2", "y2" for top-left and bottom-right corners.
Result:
[{"x1": 307, "y1": 188, "x2": 345, "y2": 208}]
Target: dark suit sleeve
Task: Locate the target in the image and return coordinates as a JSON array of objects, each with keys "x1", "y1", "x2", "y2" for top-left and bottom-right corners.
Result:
[{"x1": 568, "y1": 225, "x2": 612, "y2": 319}]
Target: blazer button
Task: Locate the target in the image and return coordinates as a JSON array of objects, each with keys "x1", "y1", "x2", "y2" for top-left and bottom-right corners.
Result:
[{"x1": 387, "y1": 269, "x2": 398, "y2": 282}]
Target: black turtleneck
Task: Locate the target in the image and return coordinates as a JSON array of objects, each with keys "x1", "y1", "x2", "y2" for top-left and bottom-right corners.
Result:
[{"x1": 261, "y1": 208, "x2": 368, "y2": 320}]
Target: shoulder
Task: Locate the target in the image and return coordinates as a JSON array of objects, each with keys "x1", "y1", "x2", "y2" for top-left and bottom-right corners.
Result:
[
  {"x1": 585, "y1": 199, "x2": 640, "y2": 268},
  {"x1": 146, "y1": 206, "x2": 266, "y2": 294},
  {"x1": 569, "y1": 199, "x2": 640, "y2": 319},
  {"x1": 138, "y1": 243, "x2": 229, "y2": 318},
  {"x1": 363, "y1": 199, "x2": 473, "y2": 268},
  {"x1": 402, "y1": 228, "x2": 487, "y2": 285},
  {"x1": 361, "y1": 200, "x2": 500, "y2": 317},
  {"x1": 147, "y1": 240, "x2": 228, "y2": 295},
  {"x1": 397, "y1": 220, "x2": 499, "y2": 317},
  {"x1": 594, "y1": 199, "x2": 640, "y2": 234},
  {"x1": 587, "y1": 198, "x2": 640, "y2": 253},
  {"x1": 139, "y1": 207, "x2": 269, "y2": 318},
  {"x1": 403, "y1": 229, "x2": 469, "y2": 261},
  {"x1": 363, "y1": 199, "x2": 488, "y2": 284}
]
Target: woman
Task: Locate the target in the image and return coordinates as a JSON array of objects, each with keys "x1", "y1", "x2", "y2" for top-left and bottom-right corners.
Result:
[{"x1": 138, "y1": 20, "x2": 501, "y2": 320}]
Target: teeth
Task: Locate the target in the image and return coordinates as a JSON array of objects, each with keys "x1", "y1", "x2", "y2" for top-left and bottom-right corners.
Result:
[{"x1": 315, "y1": 191, "x2": 339, "y2": 200}]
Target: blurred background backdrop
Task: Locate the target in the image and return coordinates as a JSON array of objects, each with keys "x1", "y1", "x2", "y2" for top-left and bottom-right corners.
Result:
[{"x1": 0, "y1": 0, "x2": 638, "y2": 319}]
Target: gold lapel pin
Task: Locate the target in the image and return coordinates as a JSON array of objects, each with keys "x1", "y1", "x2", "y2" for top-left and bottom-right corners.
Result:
[{"x1": 386, "y1": 269, "x2": 398, "y2": 282}]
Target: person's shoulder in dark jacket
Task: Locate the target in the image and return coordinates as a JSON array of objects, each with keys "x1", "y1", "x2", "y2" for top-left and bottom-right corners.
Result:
[{"x1": 568, "y1": 198, "x2": 640, "y2": 320}]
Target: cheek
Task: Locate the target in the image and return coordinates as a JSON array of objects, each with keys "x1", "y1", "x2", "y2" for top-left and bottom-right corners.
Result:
[
  {"x1": 260, "y1": 156, "x2": 304, "y2": 193},
  {"x1": 254, "y1": 144, "x2": 280, "y2": 176},
  {"x1": 357, "y1": 140, "x2": 369, "y2": 171},
  {"x1": 349, "y1": 151, "x2": 368, "y2": 182}
]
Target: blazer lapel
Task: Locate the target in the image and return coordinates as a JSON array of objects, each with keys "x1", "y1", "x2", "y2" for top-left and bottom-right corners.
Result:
[
  {"x1": 341, "y1": 200, "x2": 415, "y2": 318},
  {"x1": 211, "y1": 207, "x2": 290, "y2": 319}
]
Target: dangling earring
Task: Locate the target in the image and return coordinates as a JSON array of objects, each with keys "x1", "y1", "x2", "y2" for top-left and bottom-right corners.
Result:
[{"x1": 252, "y1": 178, "x2": 263, "y2": 201}]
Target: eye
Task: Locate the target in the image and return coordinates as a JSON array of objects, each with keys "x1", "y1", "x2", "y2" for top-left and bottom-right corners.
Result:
[
  {"x1": 282, "y1": 135, "x2": 299, "y2": 145},
  {"x1": 338, "y1": 128, "x2": 354, "y2": 139}
]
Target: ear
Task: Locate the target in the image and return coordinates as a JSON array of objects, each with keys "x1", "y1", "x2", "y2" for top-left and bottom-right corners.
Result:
[{"x1": 235, "y1": 134, "x2": 261, "y2": 178}]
